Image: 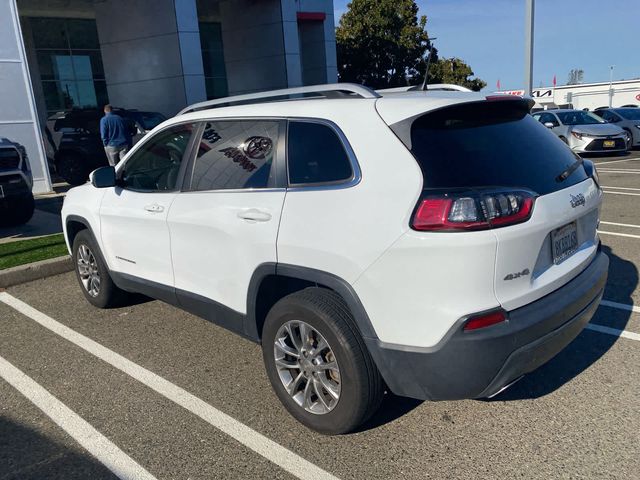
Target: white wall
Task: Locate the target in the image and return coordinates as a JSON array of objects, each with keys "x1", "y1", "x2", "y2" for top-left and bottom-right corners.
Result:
[{"x1": 0, "y1": 0, "x2": 51, "y2": 194}]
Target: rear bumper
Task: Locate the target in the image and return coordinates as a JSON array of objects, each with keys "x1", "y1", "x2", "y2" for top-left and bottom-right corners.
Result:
[{"x1": 365, "y1": 250, "x2": 609, "y2": 401}]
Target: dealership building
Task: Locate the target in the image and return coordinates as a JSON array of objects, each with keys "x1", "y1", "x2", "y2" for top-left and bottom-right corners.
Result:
[
  {"x1": 500, "y1": 79, "x2": 640, "y2": 111},
  {"x1": 1, "y1": 0, "x2": 337, "y2": 194}
]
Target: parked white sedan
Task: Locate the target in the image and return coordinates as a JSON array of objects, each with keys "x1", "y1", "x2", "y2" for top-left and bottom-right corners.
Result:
[{"x1": 532, "y1": 109, "x2": 628, "y2": 154}]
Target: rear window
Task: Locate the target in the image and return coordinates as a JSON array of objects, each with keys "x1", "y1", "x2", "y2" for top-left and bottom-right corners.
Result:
[{"x1": 402, "y1": 101, "x2": 588, "y2": 195}]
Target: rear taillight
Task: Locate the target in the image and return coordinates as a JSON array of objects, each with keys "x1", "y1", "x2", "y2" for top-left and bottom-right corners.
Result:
[
  {"x1": 412, "y1": 189, "x2": 536, "y2": 231},
  {"x1": 463, "y1": 310, "x2": 507, "y2": 331}
]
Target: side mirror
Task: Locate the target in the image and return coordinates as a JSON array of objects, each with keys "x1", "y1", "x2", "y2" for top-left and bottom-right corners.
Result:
[
  {"x1": 90, "y1": 166, "x2": 116, "y2": 188},
  {"x1": 543, "y1": 122, "x2": 555, "y2": 129}
]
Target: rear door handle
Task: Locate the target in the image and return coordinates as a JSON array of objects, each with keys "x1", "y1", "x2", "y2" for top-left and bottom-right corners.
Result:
[
  {"x1": 144, "y1": 203, "x2": 164, "y2": 213},
  {"x1": 237, "y1": 209, "x2": 272, "y2": 222}
]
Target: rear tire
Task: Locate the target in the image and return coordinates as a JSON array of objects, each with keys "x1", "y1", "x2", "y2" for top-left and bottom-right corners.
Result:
[
  {"x1": 72, "y1": 230, "x2": 126, "y2": 308},
  {"x1": 262, "y1": 287, "x2": 384, "y2": 435},
  {"x1": 57, "y1": 152, "x2": 89, "y2": 186}
]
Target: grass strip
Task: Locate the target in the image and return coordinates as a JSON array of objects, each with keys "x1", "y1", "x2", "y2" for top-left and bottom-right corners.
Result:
[{"x1": 0, "y1": 234, "x2": 68, "y2": 270}]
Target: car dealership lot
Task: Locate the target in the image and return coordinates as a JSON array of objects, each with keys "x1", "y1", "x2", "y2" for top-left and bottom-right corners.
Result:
[{"x1": 1, "y1": 154, "x2": 640, "y2": 480}]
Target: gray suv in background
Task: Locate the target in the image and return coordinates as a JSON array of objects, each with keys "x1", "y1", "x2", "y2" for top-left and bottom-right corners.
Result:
[
  {"x1": 532, "y1": 109, "x2": 628, "y2": 154},
  {"x1": 593, "y1": 107, "x2": 640, "y2": 148},
  {"x1": 0, "y1": 138, "x2": 34, "y2": 227}
]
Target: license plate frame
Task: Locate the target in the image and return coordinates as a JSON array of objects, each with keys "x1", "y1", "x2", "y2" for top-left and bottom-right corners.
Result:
[
  {"x1": 603, "y1": 140, "x2": 616, "y2": 148},
  {"x1": 551, "y1": 222, "x2": 579, "y2": 265}
]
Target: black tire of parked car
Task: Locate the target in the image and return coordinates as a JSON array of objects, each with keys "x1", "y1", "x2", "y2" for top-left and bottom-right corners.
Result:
[
  {"x1": 262, "y1": 287, "x2": 384, "y2": 435},
  {"x1": 623, "y1": 129, "x2": 634, "y2": 150},
  {"x1": 72, "y1": 229, "x2": 127, "y2": 308},
  {"x1": 0, "y1": 193, "x2": 35, "y2": 227},
  {"x1": 57, "y1": 152, "x2": 90, "y2": 186}
]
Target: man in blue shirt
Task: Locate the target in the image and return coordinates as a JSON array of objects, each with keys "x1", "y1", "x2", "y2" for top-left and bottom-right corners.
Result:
[{"x1": 100, "y1": 104, "x2": 132, "y2": 166}]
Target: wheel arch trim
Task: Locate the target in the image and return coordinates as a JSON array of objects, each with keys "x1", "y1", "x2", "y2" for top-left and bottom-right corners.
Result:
[{"x1": 245, "y1": 263, "x2": 378, "y2": 341}]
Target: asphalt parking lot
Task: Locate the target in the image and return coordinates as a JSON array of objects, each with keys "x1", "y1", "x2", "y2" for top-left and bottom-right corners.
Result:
[{"x1": 1, "y1": 153, "x2": 640, "y2": 480}]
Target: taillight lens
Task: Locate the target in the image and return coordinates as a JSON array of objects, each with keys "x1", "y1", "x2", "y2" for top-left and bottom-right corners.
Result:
[
  {"x1": 463, "y1": 310, "x2": 507, "y2": 331},
  {"x1": 412, "y1": 189, "x2": 536, "y2": 231}
]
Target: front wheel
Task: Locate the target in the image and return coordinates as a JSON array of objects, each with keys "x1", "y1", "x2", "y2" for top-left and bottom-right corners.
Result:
[
  {"x1": 72, "y1": 230, "x2": 126, "y2": 308},
  {"x1": 262, "y1": 288, "x2": 384, "y2": 435}
]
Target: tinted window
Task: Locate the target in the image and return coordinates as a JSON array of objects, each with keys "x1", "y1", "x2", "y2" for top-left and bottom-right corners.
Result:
[
  {"x1": 287, "y1": 122, "x2": 353, "y2": 185},
  {"x1": 121, "y1": 124, "x2": 194, "y2": 191},
  {"x1": 403, "y1": 101, "x2": 588, "y2": 195},
  {"x1": 617, "y1": 108, "x2": 640, "y2": 120},
  {"x1": 188, "y1": 120, "x2": 279, "y2": 191},
  {"x1": 556, "y1": 111, "x2": 604, "y2": 125}
]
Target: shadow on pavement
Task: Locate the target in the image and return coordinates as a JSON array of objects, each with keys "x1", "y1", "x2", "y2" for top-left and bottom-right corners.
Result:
[
  {"x1": 494, "y1": 245, "x2": 637, "y2": 401},
  {"x1": 0, "y1": 417, "x2": 116, "y2": 480}
]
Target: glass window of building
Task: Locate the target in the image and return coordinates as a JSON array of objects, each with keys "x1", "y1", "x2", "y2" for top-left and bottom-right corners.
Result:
[
  {"x1": 199, "y1": 22, "x2": 228, "y2": 99},
  {"x1": 31, "y1": 18, "x2": 107, "y2": 115}
]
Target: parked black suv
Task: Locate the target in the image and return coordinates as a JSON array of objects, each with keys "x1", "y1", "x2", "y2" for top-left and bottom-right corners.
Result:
[
  {"x1": 46, "y1": 108, "x2": 166, "y2": 185},
  {"x1": 0, "y1": 138, "x2": 35, "y2": 227}
]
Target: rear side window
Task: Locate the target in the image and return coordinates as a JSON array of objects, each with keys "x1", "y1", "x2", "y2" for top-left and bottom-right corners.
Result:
[
  {"x1": 287, "y1": 121, "x2": 353, "y2": 185},
  {"x1": 187, "y1": 120, "x2": 279, "y2": 191},
  {"x1": 401, "y1": 101, "x2": 588, "y2": 195}
]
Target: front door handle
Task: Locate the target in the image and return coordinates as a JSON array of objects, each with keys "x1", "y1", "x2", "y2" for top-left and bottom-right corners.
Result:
[
  {"x1": 144, "y1": 203, "x2": 164, "y2": 213},
  {"x1": 237, "y1": 209, "x2": 272, "y2": 222}
]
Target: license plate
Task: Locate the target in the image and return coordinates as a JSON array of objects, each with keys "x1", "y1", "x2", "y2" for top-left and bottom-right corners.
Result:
[
  {"x1": 603, "y1": 140, "x2": 616, "y2": 148},
  {"x1": 551, "y1": 222, "x2": 578, "y2": 264}
]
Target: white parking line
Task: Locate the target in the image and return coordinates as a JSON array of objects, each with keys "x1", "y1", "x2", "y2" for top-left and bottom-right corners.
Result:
[
  {"x1": 601, "y1": 186, "x2": 640, "y2": 191},
  {"x1": 600, "y1": 221, "x2": 640, "y2": 229},
  {"x1": 603, "y1": 190, "x2": 640, "y2": 196},
  {"x1": 600, "y1": 299, "x2": 640, "y2": 314},
  {"x1": 598, "y1": 170, "x2": 640, "y2": 174},
  {"x1": 593, "y1": 157, "x2": 640, "y2": 166},
  {"x1": 585, "y1": 324, "x2": 640, "y2": 341},
  {"x1": 0, "y1": 292, "x2": 339, "y2": 480},
  {"x1": 0, "y1": 355, "x2": 157, "y2": 480},
  {"x1": 598, "y1": 230, "x2": 640, "y2": 239}
]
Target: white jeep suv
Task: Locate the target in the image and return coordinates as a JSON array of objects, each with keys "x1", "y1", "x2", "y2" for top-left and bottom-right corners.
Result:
[{"x1": 62, "y1": 84, "x2": 608, "y2": 435}]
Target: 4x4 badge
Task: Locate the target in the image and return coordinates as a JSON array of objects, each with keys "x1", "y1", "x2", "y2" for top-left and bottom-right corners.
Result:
[
  {"x1": 570, "y1": 193, "x2": 586, "y2": 208},
  {"x1": 504, "y1": 269, "x2": 530, "y2": 281}
]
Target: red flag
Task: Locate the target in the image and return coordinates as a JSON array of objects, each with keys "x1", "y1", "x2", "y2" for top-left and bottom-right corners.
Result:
[
  {"x1": 496, "y1": 79, "x2": 501, "y2": 90},
  {"x1": 552, "y1": 75, "x2": 557, "y2": 87}
]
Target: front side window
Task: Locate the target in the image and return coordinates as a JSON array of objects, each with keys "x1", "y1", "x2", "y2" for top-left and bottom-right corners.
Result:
[
  {"x1": 287, "y1": 122, "x2": 353, "y2": 185},
  {"x1": 120, "y1": 124, "x2": 195, "y2": 191},
  {"x1": 187, "y1": 120, "x2": 279, "y2": 191}
]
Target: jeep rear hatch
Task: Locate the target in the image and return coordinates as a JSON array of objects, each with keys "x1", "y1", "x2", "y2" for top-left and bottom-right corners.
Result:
[{"x1": 384, "y1": 97, "x2": 602, "y2": 310}]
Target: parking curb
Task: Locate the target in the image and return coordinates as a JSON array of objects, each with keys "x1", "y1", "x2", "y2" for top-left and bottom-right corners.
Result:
[{"x1": 0, "y1": 256, "x2": 73, "y2": 288}]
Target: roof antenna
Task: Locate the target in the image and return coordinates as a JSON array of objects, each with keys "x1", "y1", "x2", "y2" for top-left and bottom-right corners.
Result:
[{"x1": 421, "y1": 38, "x2": 437, "y2": 91}]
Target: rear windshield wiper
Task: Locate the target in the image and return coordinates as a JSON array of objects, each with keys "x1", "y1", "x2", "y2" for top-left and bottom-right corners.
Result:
[{"x1": 556, "y1": 155, "x2": 584, "y2": 183}]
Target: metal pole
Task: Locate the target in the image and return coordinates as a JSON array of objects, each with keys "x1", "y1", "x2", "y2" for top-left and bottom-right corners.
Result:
[
  {"x1": 608, "y1": 65, "x2": 615, "y2": 107},
  {"x1": 524, "y1": 0, "x2": 535, "y2": 95}
]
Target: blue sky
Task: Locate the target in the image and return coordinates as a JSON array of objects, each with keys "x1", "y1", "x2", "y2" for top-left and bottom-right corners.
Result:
[{"x1": 333, "y1": 0, "x2": 639, "y2": 91}]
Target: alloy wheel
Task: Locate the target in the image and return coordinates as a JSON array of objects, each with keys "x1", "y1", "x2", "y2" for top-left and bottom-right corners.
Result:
[
  {"x1": 77, "y1": 244, "x2": 101, "y2": 297},
  {"x1": 274, "y1": 320, "x2": 341, "y2": 415}
]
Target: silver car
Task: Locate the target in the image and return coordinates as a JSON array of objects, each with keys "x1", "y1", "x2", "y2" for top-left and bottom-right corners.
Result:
[
  {"x1": 593, "y1": 107, "x2": 640, "y2": 148},
  {"x1": 532, "y1": 109, "x2": 628, "y2": 154}
]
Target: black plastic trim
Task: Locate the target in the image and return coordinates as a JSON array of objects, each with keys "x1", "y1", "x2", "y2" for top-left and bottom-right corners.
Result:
[
  {"x1": 176, "y1": 288, "x2": 249, "y2": 340},
  {"x1": 365, "y1": 251, "x2": 609, "y2": 400},
  {"x1": 244, "y1": 263, "x2": 378, "y2": 341},
  {"x1": 110, "y1": 271, "x2": 178, "y2": 306}
]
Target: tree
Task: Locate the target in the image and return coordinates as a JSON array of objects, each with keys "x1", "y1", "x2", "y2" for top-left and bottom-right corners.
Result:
[
  {"x1": 567, "y1": 69, "x2": 584, "y2": 85},
  {"x1": 336, "y1": 0, "x2": 486, "y2": 91},
  {"x1": 336, "y1": 0, "x2": 430, "y2": 88},
  {"x1": 427, "y1": 57, "x2": 487, "y2": 91}
]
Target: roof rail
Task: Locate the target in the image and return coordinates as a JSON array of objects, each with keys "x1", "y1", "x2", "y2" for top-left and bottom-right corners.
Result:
[
  {"x1": 178, "y1": 83, "x2": 380, "y2": 115},
  {"x1": 376, "y1": 83, "x2": 473, "y2": 94}
]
